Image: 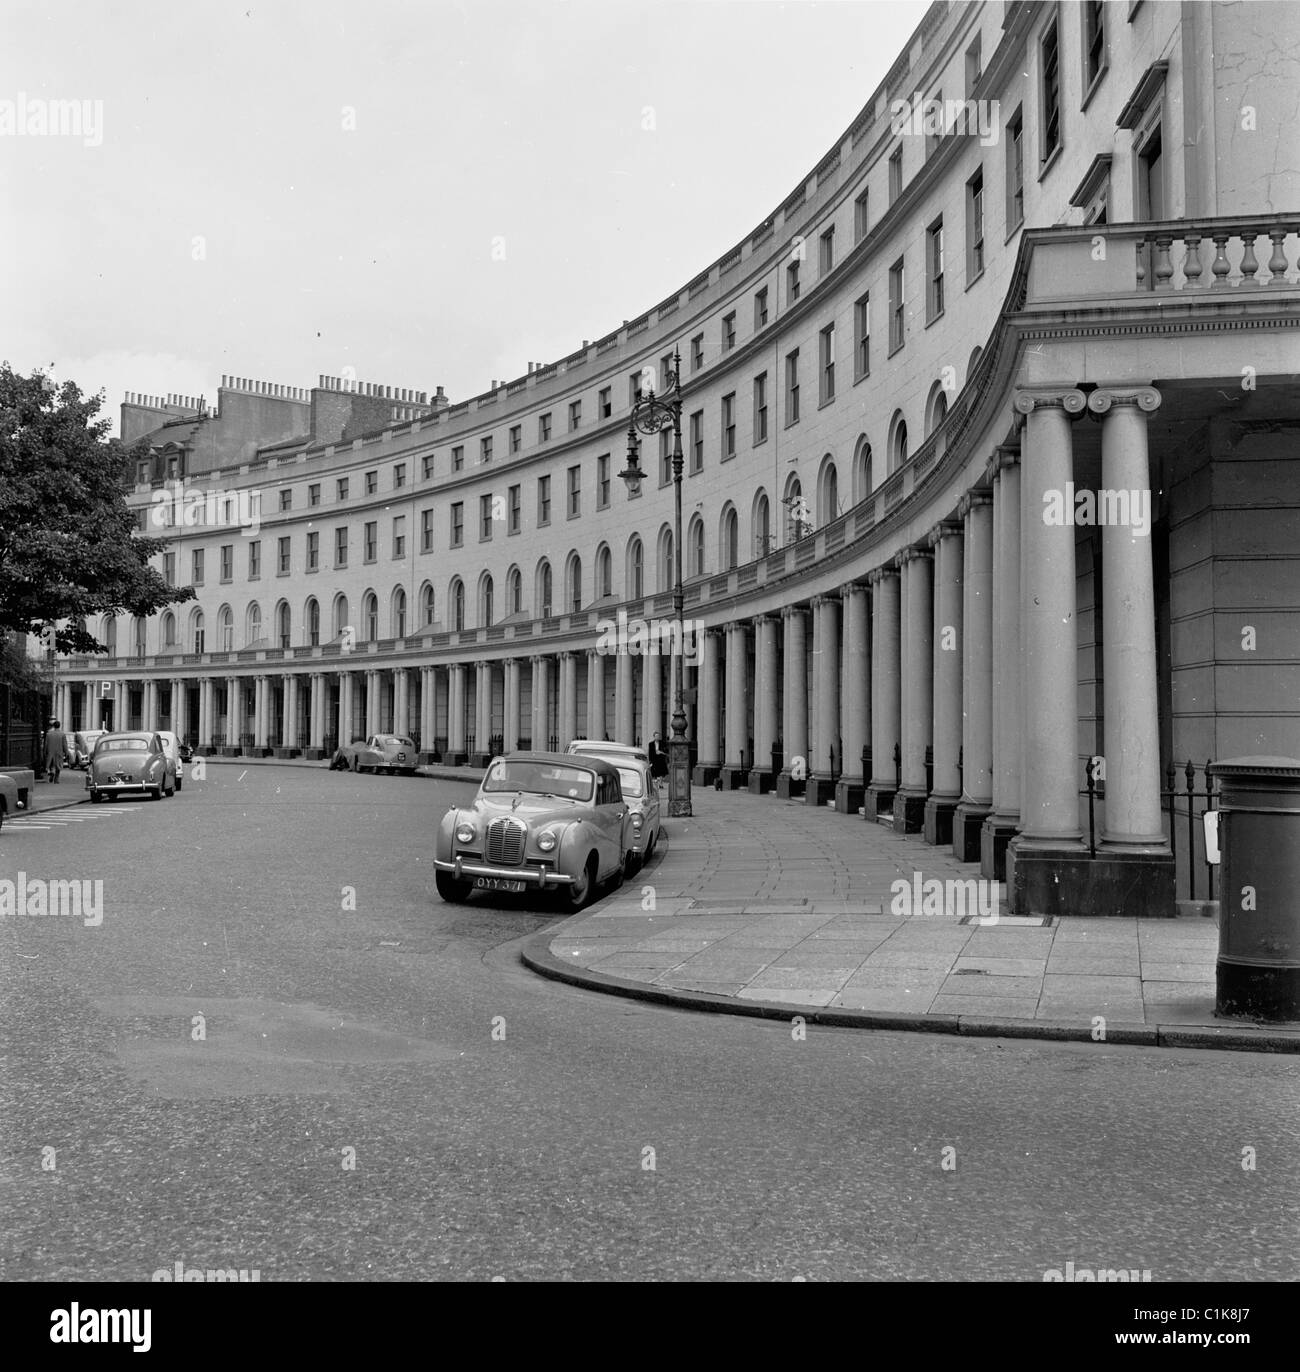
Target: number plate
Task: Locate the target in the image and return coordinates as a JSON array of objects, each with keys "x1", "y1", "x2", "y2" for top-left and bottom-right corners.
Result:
[{"x1": 474, "y1": 877, "x2": 526, "y2": 893}]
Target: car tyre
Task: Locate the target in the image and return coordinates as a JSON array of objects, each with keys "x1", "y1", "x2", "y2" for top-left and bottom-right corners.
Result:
[
  {"x1": 435, "y1": 871, "x2": 472, "y2": 903},
  {"x1": 149, "y1": 787, "x2": 161, "y2": 801},
  {"x1": 351, "y1": 757, "x2": 360, "y2": 773},
  {"x1": 563, "y1": 854, "x2": 598, "y2": 911},
  {"x1": 90, "y1": 791, "x2": 102, "y2": 804}
]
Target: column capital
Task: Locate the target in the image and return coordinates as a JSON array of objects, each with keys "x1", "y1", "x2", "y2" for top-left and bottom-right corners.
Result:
[
  {"x1": 865, "y1": 565, "x2": 899, "y2": 586},
  {"x1": 926, "y1": 519, "x2": 965, "y2": 547},
  {"x1": 839, "y1": 581, "x2": 868, "y2": 600},
  {"x1": 957, "y1": 490, "x2": 993, "y2": 519},
  {"x1": 529, "y1": 654, "x2": 545, "y2": 665},
  {"x1": 780, "y1": 604, "x2": 807, "y2": 622},
  {"x1": 985, "y1": 444, "x2": 1021, "y2": 482},
  {"x1": 810, "y1": 592, "x2": 840, "y2": 609},
  {"x1": 894, "y1": 545, "x2": 933, "y2": 568},
  {"x1": 751, "y1": 612, "x2": 777, "y2": 628},
  {"x1": 1087, "y1": 385, "x2": 1162, "y2": 416},
  {"x1": 1013, "y1": 387, "x2": 1087, "y2": 417},
  {"x1": 558, "y1": 650, "x2": 574, "y2": 662}
]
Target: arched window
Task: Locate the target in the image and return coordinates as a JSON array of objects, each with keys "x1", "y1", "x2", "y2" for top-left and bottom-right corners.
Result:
[
  {"x1": 753, "y1": 490, "x2": 771, "y2": 557},
  {"x1": 720, "y1": 506, "x2": 739, "y2": 571},
  {"x1": 132, "y1": 616, "x2": 146, "y2": 658},
  {"x1": 536, "y1": 561, "x2": 553, "y2": 617},
  {"x1": 306, "y1": 597, "x2": 320, "y2": 647},
  {"x1": 420, "y1": 583, "x2": 435, "y2": 627},
  {"x1": 161, "y1": 611, "x2": 176, "y2": 648},
  {"x1": 480, "y1": 573, "x2": 494, "y2": 628},
  {"x1": 689, "y1": 515, "x2": 705, "y2": 578},
  {"x1": 852, "y1": 438, "x2": 873, "y2": 504},
  {"x1": 784, "y1": 475, "x2": 807, "y2": 542},
  {"x1": 392, "y1": 587, "x2": 407, "y2": 639},
  {"x1": 276, "y1": 601, "x2": 291, "y2": 650},
  {"x1": 245, "y1": 602, "x2": 262, "y2": 647},
  {"x1": 451, "y1": 579, "x2": 465, "y2": 632},
  {"x1": 889, "y1": 411, "x2": 908, "y2": 473},
  {"x1": 332, "y1": 594, "x2": 349, "y2": 641},
  {"x1": 190, "y1": 609, "x2": 205, "y2": 655},
  {"x1": 817, "y1": 455, "x2": 839, "y2": 525},
  {"x1": 627, "y1": 536, "x2": 644, "y2": 600},
  {"x1": 596, "y1": 544, "x2": 612, "y2": 598},
  {"x1": 363, "y1": 592, "x2": 378, "y2": 641},
  {"x1": 218, "y1": 605, "x2": 234, "y2": 652},
  {"x1": 657, "y1": 525, "x2": 674, "y2": 593},
  {"x1": 567, "y1": 554, "x2": 583, "y2": 613},
  {"x1": 103, "y1": 616, "x2": 117, "y2": 655},
  {"x1": 508, "y1": 567, "x2": 522, "y2": 616}
]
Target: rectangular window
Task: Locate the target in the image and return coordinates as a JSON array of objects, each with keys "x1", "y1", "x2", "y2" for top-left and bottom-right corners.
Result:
[
  {"x1": 599, "y1": 386, "x2": 611, "y2": 418},
  {"x1": 754, "y1": 287, "x2": 769, "y2": 329},
  {"x1": 819, "y1": 324, "x2": 835, "y2": 403},
  {"x1": 691, "y1": 334, "x2": 704, "y2": 371},
  {"x1": 754, "y1": 372, "x2": 768, "y2": 445},
  {"x1": 392, "y1": 515, "x2": 405, "y2": 558},
  {"x1": 889, "y1": 146, "x2": 903, "y2": 202},
  {"x1": 569, "y1": 399, "x2": 581, "y2": 431},
  {"x1": 854, "y1": 293, "x2": 870, "y2": 379},
  {"x1": 508, "y1": 484, "x2": 521, "y2": 534},
  {"x1": 785, "y1": 350, "x2": 800, "y2": 424},
  {"x1": 597, "y1": 454, "x2": 610, "y2": 508},
  {"x1": 1083, "y1": 1, "x2": 1106, "y2": 93},
  {"x1": 689, "y1": 410, "x2": 704, "y2": 473},
  {"x1": 279, "y1": 489, "x2": 292, "y2": 512},
  {"x1": 248, "y1": 541, "x2": 261, "y2": 579},
  {"x1": 509, "y1": 424, "x2": 521, "y2": 454},
  {"x1": 450, "y1": 502, "x2": 463, "y2": 547},
  {"x1": 1040, "y1": 20, "x2": 1061, "y2": 165},
  {"x1": 480, "y1": 494, "x2": 493, "y2": 541},
  {"x1": 480, "y1": 435, "x2": 492, "y2": 463},
  {"x1": 926, "y1": 89, "x2": 944, "y2": 159},
  {"x1": 192, "y1": 549, "x2": 204, "y2": 585},
  {"x1": 1007, "y1": 106, "x2": 1025, "y2": 230},
  {"x1": 722, "y1": 312, "x2": 736, "y2": 351},
  {"x1": 567, "y1": 464, "x2": 581, "y2": 518},
  {"x1": 421, "y1": 508, "x2": 434, "y2": 553},
  {"x1": 308, "y1": 482, "x2": 321, "y2": 507},
  {"x1": 336, "y1": 476, "x2": 349, "y2": 501},
  {"x1": 787, "y1": 259, "x2": 801, "y2": 303},
  {"x1": 539, "y1": 412, "x2": 552, "y2": 442},
  {"x1": 854, "y1": 188, "x2": 870, "y2": 242},
  {"x1": 721, "y1": 393, "x2": 736, "y2": 459},
  {"x1": 164, "y1": 551, "x2": 175, "y2": 585},
  {"x1": 394, "y1": 462, "x2": 406, "y2": 489},
  {"x1": 819, "y1": 226, "x2": 835, "y2": 275},
  {"x1": 538, "y1": 474, "x2": 551, "y2": 526},
  {"x1": 421, "y1": 454, "x2": 433, "y2": 481},
  {"x1": 365, "y1": 470, "x2": 377, "y2": 496},
  {"x1": 966, "y1": 34, "x2": 983, "y2": 96},
  {"x1": 966, "y1": 168, "x2": 985, "y2": 281},
  {"x1": 278, "y1": 535, "x2": 290, "y2": 574},
  {"x1": 307, "y1": 530, "x2": 319, "y2": 571},
  {"x1": 364, "y1": 521, "x2": 377, "y2": 562},
  {"x1": 220, "y1": 544, "x2": 233, "y2": 583},
  {"x1": 659, "y1": 430, "x2": 671, "y2": 486},
  {"x1": 660, "y1": 353, "x2": 673, "y2": 391},
  {"x1": 452, "y1": 445, "x2": 464, "y2": 471},
  {"x1": 889, "y1": 258, "x2": 906, "y2": 352},
  {"x1": 629, "y1": 373, "x2": 643, "y2": 407},
  {"x1": 335, "y1": 527, "x2": 348, "y2": 568},
  {"x1": 927, "y1": 219, "x2": 945, "y2": 321}
]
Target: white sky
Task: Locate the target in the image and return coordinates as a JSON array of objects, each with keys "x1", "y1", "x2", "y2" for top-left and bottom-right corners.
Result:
[{"x1": 2, "y1": 0, "x2": 931, "y2": 434}]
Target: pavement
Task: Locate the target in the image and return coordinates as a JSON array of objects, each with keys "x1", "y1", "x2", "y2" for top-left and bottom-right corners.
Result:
[{"x1": 522, "y1": 786, "x2": 1300, "y2": 1054}]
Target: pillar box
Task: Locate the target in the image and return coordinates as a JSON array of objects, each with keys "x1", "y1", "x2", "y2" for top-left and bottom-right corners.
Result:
[{"x1": 1207, "y1": 757, "x2": 1300, "y2": 1023}]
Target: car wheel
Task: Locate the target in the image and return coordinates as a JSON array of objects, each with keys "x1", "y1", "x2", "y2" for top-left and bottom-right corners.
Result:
[
  {"x1": 149, "y1": 787, "x2": 161, "y2": 801},
  {"x1": 564, "y1": 854, "x2": 598, "y2": 911},
  {"x1": 623, "y1": 847, "x2": 639, "y2": 881},
  {"x1": 90, "y1": 791, "x2": 102, "y2": 804},
  {"x1": 646, "y1": 829, "x2": 657, "y2": 860},
  {"x1": 176, "y1": 778, "x2": 183, "y2": 792},
  {"x1": 351, "y1": 757, "x2": 360, "y2": 772},
  {"x1": 435, "y1": 871, "x2": 472, "y2": 903}
]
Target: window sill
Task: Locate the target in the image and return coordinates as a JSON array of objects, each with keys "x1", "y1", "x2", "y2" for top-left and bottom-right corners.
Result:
[
  {"x1": 965, "y1": 266, "x2": 985, "y2": 293},
  {"x1": 753, "y1": 435, "x2": 768, "y2": 448},
  {"x1": 721, "y1": 451, "x2": 736, "y2": 464},
  {"x1": 818, "y1": 394, "x2": 836, "y2": 410},
  {"x1": 887, "y1": 341, "x2": 905, "y2": 359},
  {"x1": 854, "y1": 368, "x2": 870, "y2": 386},
  {"x1": 1081, "y1": 65, "x2": 1109, "y2": 115},
  {"x1": 1004, "y1": 217, "x2": 1024, "y2": 245},
  {"x1": 1038, "y1": 142, "x2": 1063, "y2": 182},
  {"x1": 924, "y1": 309, "x2": 945, "y2": 330}
]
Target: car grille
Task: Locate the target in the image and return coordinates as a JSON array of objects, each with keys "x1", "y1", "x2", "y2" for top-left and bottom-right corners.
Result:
[{"x1": 485, "y1": 818, "x2": 526, "y2": 867}]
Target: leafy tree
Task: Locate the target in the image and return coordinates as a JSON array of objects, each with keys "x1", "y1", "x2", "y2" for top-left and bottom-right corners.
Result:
[{"x1": 0, "y1": 362, "x2": 194, "y2": 657}]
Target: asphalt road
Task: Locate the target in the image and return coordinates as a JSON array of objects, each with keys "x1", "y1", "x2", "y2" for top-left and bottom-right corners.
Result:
[{"x1": 1, "y1": 764, "x2": 1297, "y2": 1282}]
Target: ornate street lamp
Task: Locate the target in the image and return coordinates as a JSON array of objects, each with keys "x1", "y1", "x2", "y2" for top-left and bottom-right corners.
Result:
[{"x1": 619, "y1": 348, "x2": 692, "y2": 817}]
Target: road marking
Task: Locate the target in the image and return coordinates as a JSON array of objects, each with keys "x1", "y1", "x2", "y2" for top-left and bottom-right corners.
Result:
[{"x1": 238, "y1": 770, "x2": 248, "y2": 781}]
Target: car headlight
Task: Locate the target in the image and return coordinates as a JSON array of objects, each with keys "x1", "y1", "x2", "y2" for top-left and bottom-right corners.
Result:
[
  {"x1": 631, "y1": 813, "x2": 644, "y2": 828},
  {"x1": 454, "y1": 821, "x2": 475, "y2": 844},
  {"x1": 537, "y1": 830, "x2": 558, "y2": 853}
]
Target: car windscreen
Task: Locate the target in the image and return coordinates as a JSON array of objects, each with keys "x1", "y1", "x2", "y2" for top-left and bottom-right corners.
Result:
[
  {"x1": 383, "y1": 737, "x2": 414, "y2": 748},
  {"x1": 482, "y1": 760, "x2": 594, "y2": 801},
  {"x1": 97, "y1": 738, "x2": 151, "y2": 753},
  {"x1": 615, "y1": 766, "x2": 645, "y2": 797}
]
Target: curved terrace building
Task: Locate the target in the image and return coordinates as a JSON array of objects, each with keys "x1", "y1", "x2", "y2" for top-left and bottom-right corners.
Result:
[{"x1": 56, "y1": 0, "x2": 1300, "y2": 918}]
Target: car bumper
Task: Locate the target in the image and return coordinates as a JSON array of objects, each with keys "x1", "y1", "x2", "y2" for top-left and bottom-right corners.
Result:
[
  {"x1": 88, "y1": 780, "x2": 153, "y2": 795},
  {"x1": 434, "y1": 856, "x2": 574, "y2": 887}
]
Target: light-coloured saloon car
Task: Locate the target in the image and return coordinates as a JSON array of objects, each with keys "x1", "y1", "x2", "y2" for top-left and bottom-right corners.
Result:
[
  {"x1": 330, "y1": 734, "x2": 419, "y2": 775},
  {"x1": 610, "y1": 757, "x2": 662, "y2": 873},
  {"x1": 434, "y1": 752, "x2": 635, "y2": 909},
  {"x1": 86, "y1": 732, "x2": 174, "y2": 802}
]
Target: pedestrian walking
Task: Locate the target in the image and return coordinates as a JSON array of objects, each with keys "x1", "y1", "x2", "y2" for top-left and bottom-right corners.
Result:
[{"x1": 43, "y1": 719, "x2": 69, "y2": 783}]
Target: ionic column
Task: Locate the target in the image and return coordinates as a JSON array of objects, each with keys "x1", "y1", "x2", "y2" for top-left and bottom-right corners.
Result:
[
  {"x1": 225, "y1": 675, "x2": 239, "y2": 746},
  {"x1": 750, "y1": 615, "x2": 780, "y2": 794},
  {"x1": 923, "y1": 521, "x2": 965, "y2": 847},
  {"x1": 279, "y1": 676, "x2": 295, "y2": 751},
  {"x1": 1089, "y1": 387, "x2": 1172, "y2": 899},
  {"x1": 693, "y1": 628, "x2": 723, "y2": 785},
  {"x1": 615, "y1": 649, "x2": 635, "y2": 744},
  {"x1": 776, "y1": 606, "x2": 808, "y2": 797},
  {"x1": 835, "y1": 584, "x2": 869, "y2": 815},
  {"x1": 893, "y1": 548, "x2": 933, "y2": 833},
  {"x1": 529, "y1": 657, "x2": 549, "y2": 750},
  {"x1": 866, "y1": 566, "x2": 900, "y2": 816},
  {"x1": 337, "y1": 672, "x2": 353, "y2": 745},
  {"x1": 983, "y1": 446, "x2": 1023, "y2": 878},
  {"x1": 142, "y1": 680, "x2": 157, "y2": 732},
  {"x1": 472, "y1": 661, "x2": 492, "y2": 761},
  {"x1": 198, "y1": 678, "x2": 213, "y2": 748},
  {"x1": 559, "y1": 652, "x2": 578, "y2": 748},
  {"x1": 953, "y1": 494, "x2": 994, "y2": 858},
  {"x1": 721, "y1": 620, "x2": 750, "y2": 787},
  {"x1": 448, "y1": 664, "x2": 467, "y2": 757},
  {"x1": 308, "y1": 673, "x2": 324, "y2": 752},
  {"x1": 503, "y1": 659, "x2": 521, "y2": 752},
  {"x1": 167, "y1": 678, "x2": 181, "y2": 731},
  {"x1": 585, "y1": 650, "x2": 605, "y2": 741},
  {"x1": 1007, "y1": 388, "x2": 1087, "y2": 916},
  {"x1": 641, "y1": 647, "x2": 663, "y2": 756},
  {"x1": 806, "y1": 595, "x2": 840, "y2": 806}
]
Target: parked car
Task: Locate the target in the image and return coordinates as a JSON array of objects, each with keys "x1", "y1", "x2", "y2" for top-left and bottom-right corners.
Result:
[
  {"x1": 611, "y1": 757, "x2": 662, "y2": 874},
  {"x1": 0, "y1": 772, "x2": 23, "y2": 831},
  {"x1": 156, "y1": 730, "x2": 185, "y2": 792},
  {"x1": 70, "y1": 729, "x2": 105, "y2": 770},
  {"x1": 329, "y1": 734, "x2": 418, "y2": 775},
  {"x1": 565, "y1": 739, "x2": 650, "y2": 765},
  {"x1": 435, "y1": 752, "x2": 634, "y2": 909},
  {"x1": 86, "y1": 732, "x2": 175, "y2": 803}
]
